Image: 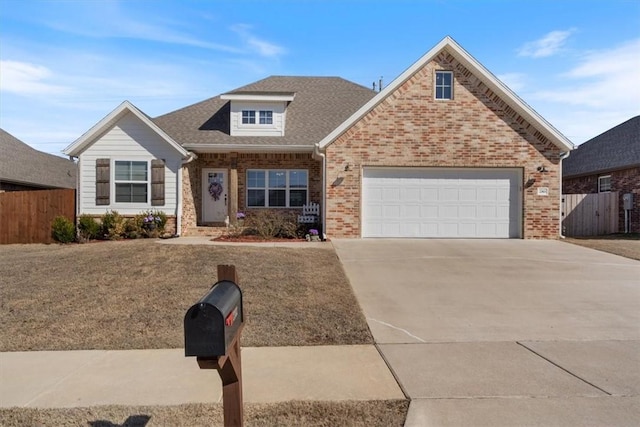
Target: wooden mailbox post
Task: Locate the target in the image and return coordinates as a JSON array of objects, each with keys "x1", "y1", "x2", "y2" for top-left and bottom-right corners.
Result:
[{"x1": 184, "y1": 264, "x2": 244, "y2": 427}]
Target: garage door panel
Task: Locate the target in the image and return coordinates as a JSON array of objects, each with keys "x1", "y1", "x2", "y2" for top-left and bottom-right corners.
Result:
[{"x1": 362, "y1": 167, "x2": 521, "y2": 238}]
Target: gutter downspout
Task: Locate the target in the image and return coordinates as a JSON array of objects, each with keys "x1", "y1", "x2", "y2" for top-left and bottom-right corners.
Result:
[
  {"x1": 559, "y1": 150, "x2": 571, "y2": 238},
  {"x1": 313, "y1": 143, "x2": 327, "y2": 240},
  {"x1": 177, "y1": 152, "x2": 197, "y2": 236}
]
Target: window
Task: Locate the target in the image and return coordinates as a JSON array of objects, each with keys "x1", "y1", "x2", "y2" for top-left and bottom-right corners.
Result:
[
  {"x1": 241, "y1": 109, "x2": 273, "y2": 125},
  {"x1": 115, "y1": 161, "x2": 148, "y2": 203},
  {"x1": 259, "y1": 110, "x2": 273, "y2": 124},
  {"x1": 242, "y1": 110, "x2": 256, "y2": 124},
  {"x1": 247, "y1": 169, "x2": 308, "y2": 207},
  {"x1": 435, "y1": 71, "x2": 453, "y2": 100},
  {"x1": 598, "y1": 175, "x2": 611, "y2": 193}
]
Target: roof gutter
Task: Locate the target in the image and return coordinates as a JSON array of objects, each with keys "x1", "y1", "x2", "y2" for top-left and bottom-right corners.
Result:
[
  {"x1": 313, "y1": 143, "x2": 327, "y2": 241},
  {"x1": 182, "y1": 144, "x2": 314, "y2": 153}
]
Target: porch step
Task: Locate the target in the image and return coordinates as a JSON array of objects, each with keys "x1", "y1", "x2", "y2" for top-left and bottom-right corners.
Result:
[{"x1": 184, "y1": 226, "x2": 228, "y2": 238}]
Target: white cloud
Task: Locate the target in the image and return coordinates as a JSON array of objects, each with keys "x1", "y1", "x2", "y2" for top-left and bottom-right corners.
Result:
[
  {"x1": 231, "y1": 24, "x2": 286, "y2": 58},
  {"x1": 532, "y1": 39, "x2": 640, "y2": 109},
  {"x1": 524, "y1": 38, "x2": 640, "y2": 144},
  {"x1": 496, "y1": 73, "x2": 527, "y2": 92},
  {"x1": 518, "y1": 29, "x2": 576, "y2": 58},
  {"x1": 0, "y1": 60, "x2": 69, "y2": 95}
]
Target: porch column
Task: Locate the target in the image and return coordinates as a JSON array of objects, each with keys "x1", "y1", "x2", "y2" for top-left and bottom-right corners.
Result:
[{"x1": 230, "y1": 154, "x2": 238, "y2": 222}]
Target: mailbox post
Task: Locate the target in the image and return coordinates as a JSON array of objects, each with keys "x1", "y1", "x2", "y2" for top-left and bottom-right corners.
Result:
[{"x1": 184, "y1": 265, "x2": 244, "y2": 427}]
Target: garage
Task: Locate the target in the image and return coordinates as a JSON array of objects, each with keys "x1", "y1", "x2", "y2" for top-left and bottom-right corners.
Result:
[{"x1": 362, "y1": 168, "x2": 522, "y2": 238}]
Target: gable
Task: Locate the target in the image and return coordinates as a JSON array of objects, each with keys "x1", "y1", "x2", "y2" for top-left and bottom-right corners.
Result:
[
  {"x1": 318, "y1": 36, "x2": 573, "y2": 153},
  {"x1": 64, "y1": 101, "x2": 189, "y2": 158}
]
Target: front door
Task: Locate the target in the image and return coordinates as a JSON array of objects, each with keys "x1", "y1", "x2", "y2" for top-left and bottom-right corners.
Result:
[{"x1": 202, "y1": 169, "x2": 228, "y2": 223}]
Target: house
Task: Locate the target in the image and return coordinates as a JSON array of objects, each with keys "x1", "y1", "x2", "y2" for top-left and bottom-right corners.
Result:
[
  {"x1": 563, "y1": 116, "x2": 640, "y2": 233},
  {"x1": 0, "y1": 128, "x2": 77, "y2": 192},
  {"x1": 64, "y1": 36, "x2": 573, "y2": 239}
]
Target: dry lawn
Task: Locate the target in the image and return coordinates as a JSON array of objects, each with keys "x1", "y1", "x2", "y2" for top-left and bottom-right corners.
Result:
[
  {"x1": 0, "y1": 240, "x2": 372, "y2": 351},
  {"x1": 563, "y1": 233, "x2": 640, "y2": 261},
  {"x1": 0, "y1": 400, "x2": 409, "y2": 427}
]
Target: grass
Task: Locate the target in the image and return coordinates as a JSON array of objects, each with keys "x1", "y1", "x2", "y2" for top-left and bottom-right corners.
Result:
[
  {"x1": 0, "y1": 240, "x2": 373, "y2": 351},
  {"x1": 563, "y1": 233, "x2": 640, "y2": 261},
  {"x1": 0, "y1": 241, "x2": 406, "y2": 425},
  {"x1": 0, "y1": 400, "x2": 410, "y2": 427}
]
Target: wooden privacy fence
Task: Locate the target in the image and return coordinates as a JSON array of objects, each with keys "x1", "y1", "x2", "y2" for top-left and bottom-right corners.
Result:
[
  {"x1": 0, "y1": 189, "x2": 76, "y2": 244},
  {"x1": 562, "y1": 192, "x2": 619, "y2": 237}
]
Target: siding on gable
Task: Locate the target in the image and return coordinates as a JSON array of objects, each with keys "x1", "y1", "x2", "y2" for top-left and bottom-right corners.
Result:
[
  {"x1": 78, "y1": 112, "x2": 182, "y2": 216},
  {"x1": 229, "y1": 101, "x2": 286, "y2": 136}
]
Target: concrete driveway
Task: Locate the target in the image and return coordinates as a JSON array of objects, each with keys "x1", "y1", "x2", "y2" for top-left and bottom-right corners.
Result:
[{"x1": 333, "y1": 239, "x2": 640, "y2": 426}]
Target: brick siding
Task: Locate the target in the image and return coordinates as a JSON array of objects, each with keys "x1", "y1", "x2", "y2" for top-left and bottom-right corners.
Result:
[
  {"x1": 181, "y1": 152, "x2": 321, "y2": 235},
  {"x1": 564, "y1": 167, "x2": 640, "y2": 233},
  {"x1": 325, "y1": 51, "x2": 563, "y2": 239}
]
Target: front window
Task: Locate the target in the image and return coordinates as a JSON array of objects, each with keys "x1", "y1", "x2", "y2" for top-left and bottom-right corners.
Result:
[
  {"x1": 115, "y1": 161, "x2": 148, "y2": 203},
  {"x1": 598, "y1": 175, "x2": 611, "y2": 193},
  {"x1": 247, "y1": 169, "x2": 308, "y2": 207},
  {"x1": 435, "y1": 71, "x2": 453, "y2": 100}
]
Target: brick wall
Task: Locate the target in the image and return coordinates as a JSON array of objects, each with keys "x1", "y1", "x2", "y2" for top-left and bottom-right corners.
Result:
[
  {"x1": 564, "y1": 167, "x2": 640, "y2": 233},
  {"x1": 325, "y1": 51, "x2": 563, "y2": 239},
  {"x1": 181, "y1": 152, "x2": 321, "y2": 235}
]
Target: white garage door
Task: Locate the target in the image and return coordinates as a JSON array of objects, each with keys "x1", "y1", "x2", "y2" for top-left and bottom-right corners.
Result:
[{"x1": 362, "y1": 168, "x2": 522, "y2": 238}]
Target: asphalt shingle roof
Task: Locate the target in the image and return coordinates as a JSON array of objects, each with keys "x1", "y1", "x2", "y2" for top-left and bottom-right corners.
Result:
[
  {"x1": 563, "y1": 116, "x2": 640, "y2": 178},
  {"x1": 153, "y1": 76, "x2": 377, "y2": 148},
  {"x1": 0, "y1": 129, "x2": 77, "y2": 189}
]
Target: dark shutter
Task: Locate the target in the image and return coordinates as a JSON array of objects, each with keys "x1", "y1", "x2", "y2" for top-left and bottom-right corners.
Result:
[
  {"x1": 95, "y1": 159, "x2": 110, "y2": 205},
  {"x1": 151, "y1": 159, "x2": 165, "y2": 206}
]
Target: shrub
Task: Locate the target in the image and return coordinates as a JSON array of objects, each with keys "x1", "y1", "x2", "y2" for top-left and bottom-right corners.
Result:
[
  {"x1": 77, "y1": 214, "x2": 101, "y2": 241},
  {"x1": 134, "y1": 210, "x2": 167, "y2": 238},
  {"x1": 244, "y1": 210, "x2": 298, "y2": 239},
  {"x1": 101, "y1": 210, "x2": 125, "y2": 240},
  {"x1": 51, "y1": 216, "x2": 76, "y2": 243}
]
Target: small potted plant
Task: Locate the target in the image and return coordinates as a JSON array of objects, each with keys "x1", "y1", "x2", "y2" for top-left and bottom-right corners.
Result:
[{"x1": 306, "y1": 228, "x2": 320, "y2": 242}]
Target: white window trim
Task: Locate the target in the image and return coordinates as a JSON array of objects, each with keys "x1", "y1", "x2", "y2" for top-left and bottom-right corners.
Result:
[
  {"x1": 240, "y1": 109, "x2": 275, "y2": 128},
  {"x1": 113, "y1": 159, "x2": 150, "y2": 205},
  {"x1": 598, "y1": 175, "x2": 611, "y2": 193},
  {"x1": 247, "y1": 169, "x2": 308, "y2": 208},
  {"x1": 434, "y1": 70, "x2": 453, "y2": 100}
]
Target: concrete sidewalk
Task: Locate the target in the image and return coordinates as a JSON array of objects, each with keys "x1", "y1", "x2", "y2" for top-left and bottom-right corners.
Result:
[{"x1": 0, "y1": 345, "x2": 404, "y2": 408}]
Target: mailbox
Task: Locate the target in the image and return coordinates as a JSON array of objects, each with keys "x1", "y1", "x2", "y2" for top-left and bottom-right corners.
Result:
[{"x1": 184, "y1": 280, "x2": 243, "y2": 358}]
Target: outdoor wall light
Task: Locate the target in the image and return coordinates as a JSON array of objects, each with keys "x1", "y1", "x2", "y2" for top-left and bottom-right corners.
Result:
[
  {"x1": 537, "y1": 165, "x2": 547, "y2": 173},
  {"x1": 344, "y1": 163, "x2": 351, "y2": 171}
]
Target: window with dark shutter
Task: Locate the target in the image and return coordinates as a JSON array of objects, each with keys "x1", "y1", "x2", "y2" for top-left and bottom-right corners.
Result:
[
  {"x1": 151, "y1": 159, "x2": 165, "y2": 206},
  {"x1": 96, "y1": 158, "x2": 110, "y2": 205}
]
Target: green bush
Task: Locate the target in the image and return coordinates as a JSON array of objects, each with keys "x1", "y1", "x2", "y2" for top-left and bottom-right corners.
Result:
[
  {"x1": 77, "y1": 214, "x2": 101, "y2": 241},
  {"x1": 51, "y1": 216, "x2": 76, "y2": 243},
  {"x1": 101, "y1": 210, "x2": 125, "y2": 240},
  {"x1": 245, "y1": 210, "x2": 298, "y2": 239},
  {"x1": 134, "y1": 209, "x2": 167, "y2": 238}
]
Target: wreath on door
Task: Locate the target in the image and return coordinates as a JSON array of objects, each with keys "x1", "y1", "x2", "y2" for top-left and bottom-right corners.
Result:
[{"x1": 208, "y1": 182, "x2": 223, "y2": 201}]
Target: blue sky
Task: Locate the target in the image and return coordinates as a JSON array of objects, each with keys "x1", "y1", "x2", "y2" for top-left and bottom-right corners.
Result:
[{"x1": 1, "y1": 0, "x2": 639, "y2": 156}]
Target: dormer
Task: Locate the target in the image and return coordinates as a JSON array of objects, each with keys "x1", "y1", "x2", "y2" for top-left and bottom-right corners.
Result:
[{"x1": 220, "y1": 91, "x2": 295, "y2": 137}]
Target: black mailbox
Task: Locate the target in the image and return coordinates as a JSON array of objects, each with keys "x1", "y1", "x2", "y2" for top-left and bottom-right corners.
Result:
[{"x1": 184, "y1": 280, "x2": 243, "y2": 358}]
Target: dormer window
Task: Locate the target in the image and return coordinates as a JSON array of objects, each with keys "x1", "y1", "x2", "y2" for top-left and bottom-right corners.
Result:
[
  {"x1": 242, "y1": 110, "x2": 256, "y2": 124},
  {"x1": 241, "y1": 110, "x2": 274, "y2": 125},
  {"x1": 221, "y1": 92, "x2": 295, "y2": 137},
  {"x1": 259, "y1": 110, "x2": 273, "y2": 124}
]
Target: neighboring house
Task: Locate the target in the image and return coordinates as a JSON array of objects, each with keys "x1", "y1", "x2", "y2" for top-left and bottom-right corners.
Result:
[
  {"x1": 0, "y1": 128, "x2": 77, "y2": 192},
  {"x1": 563, "y1": 116, "x2": 640, "y2": 233},
  {"x1": 64, "y1": 36, "x2": 573, "y2": 239}
]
